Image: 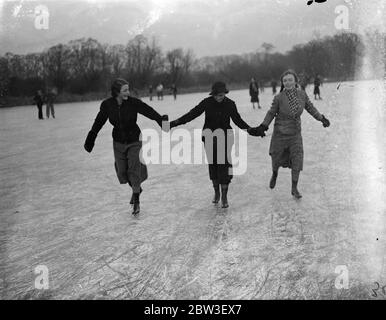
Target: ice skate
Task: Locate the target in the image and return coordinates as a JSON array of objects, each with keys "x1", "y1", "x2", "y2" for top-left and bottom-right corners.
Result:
[
  {"x1": 269, "y1": 171, "x2": 278, "y2": 189},
  {"x1": 291, "y1": 181, "x2": 302, "y2": 199},
  {"x1": 132, "y1": 193, "x2": 140, "y2": 215},
  {"x1": 130, "y1": 187, "x2": 142, "y2": 205},
  {"x1": 212, "y1": 183, "x2": 220, "y2": 204}
]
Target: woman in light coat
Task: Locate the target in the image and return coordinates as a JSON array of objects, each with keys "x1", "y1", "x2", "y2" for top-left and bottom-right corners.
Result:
[{"x1": 251, "y1": 70, "x2": 330, "y2": 198}]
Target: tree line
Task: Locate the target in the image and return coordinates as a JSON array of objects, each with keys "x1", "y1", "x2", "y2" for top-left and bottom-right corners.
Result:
[{"x1": 0, "y1": 30, "x2": 384, "y2": 105}]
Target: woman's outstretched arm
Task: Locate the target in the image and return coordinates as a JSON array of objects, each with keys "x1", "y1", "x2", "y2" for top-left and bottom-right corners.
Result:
[
  {"x1": 303, "y1": 92, "x2": 330, "y2": 127},
  {"x1": 248, "y1": 95, "x2": 280, "y2": 137},
  {"x1": 230, "y1": 102, "x2": 251, "y2": 130},
  {"x1": 304, "y1": 92, "x2": 323, "y2": 121},
  {"x1": 84, "y1": 101, "x2": 109, "y2": 152},
  {"x1": 261, "y1": 95, "x2": 279, "y2": 128},
  {"x1": 136, "y1": 99, "x2": 168, "y2": 128}
]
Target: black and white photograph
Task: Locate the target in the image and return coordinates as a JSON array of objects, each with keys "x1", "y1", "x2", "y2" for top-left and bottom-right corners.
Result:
[{"x1": 0, "y1": 0, "x2": 385, "y2": 304}]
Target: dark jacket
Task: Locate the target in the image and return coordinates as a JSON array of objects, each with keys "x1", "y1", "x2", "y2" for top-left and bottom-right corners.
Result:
[
  {"x1": 249, "y1": 81, "x2": 259, "y2": 95},
  {"x1": 174, "y1": 96, "x2": 250, "y2": 132},
  {"x1": 90, "y1": 96, "x2": 164, "y2": 144}
]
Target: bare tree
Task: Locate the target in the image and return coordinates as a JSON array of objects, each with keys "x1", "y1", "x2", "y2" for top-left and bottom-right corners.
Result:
[
  {"x1": 42, "y1": 43, "x2": 70, "y2": 92},
  {"x1": 125, "y1": 35, "x2": 162, "y2": 86}
]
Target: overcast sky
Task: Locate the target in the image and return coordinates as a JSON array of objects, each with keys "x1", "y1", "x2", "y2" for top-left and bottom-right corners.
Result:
[{"x1": 0, "y1": 0, "x2": 384, "y2": 57}]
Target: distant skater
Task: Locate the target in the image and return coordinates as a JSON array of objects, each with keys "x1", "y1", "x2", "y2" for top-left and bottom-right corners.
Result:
[
  {"x1": 33, "y1": 90, "x2": 44, "y2": 120},
  {"x1": 271, "y1": 80, "x2": 278, "y2": 95},
  {"x1": 84, "y1": 78, "x2": 168, "y2": 215},
  {"x1": 250, "y1": 70, "x2": 330, "y2": 199},
  {"x1": 249, "y1": 77, "x2": 261, "y2": 109},
  {"x1": 313, "y1": 74, "x2": 322, "y2": 100},
  {"x1": 45, "y1": 88, "x2": 56, "y2": 119},
  {"x1": 149, "y1": 85, "x2": 153, "y2": 101},
  {"x1": 170, "y1": 81, "x2": 263, "y2": 208},
  {"x1": 259, "y1": 80, "x2": 265, "y2": 93}
]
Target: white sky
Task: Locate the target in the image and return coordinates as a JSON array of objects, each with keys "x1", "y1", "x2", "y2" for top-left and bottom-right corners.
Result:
[{"x1": 0, "y1": 0, "x2": 384, "y2": 57}]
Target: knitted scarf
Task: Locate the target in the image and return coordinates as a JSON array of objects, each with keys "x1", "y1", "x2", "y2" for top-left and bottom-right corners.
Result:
[{"x1": 284, "y1": 88, "x2": 299, "y2": 117}]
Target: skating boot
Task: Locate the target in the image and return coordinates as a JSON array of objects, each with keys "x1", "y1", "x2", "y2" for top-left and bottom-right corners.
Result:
[
  {"x1": 132, "y1": 193, "x2": 140, "y2": 215},
  {"x1": 221, "y1": 184, "x2": 229, "y2": 208},
  {"x1": 212, "y1": 182, "x2": 220, "y2": 204},
  {"x1": 291, "y1": 180, "x2": 302, "y2": 199}
]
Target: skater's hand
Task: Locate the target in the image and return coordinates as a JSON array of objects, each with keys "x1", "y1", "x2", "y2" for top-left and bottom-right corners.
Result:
[
  {"x1": 321, "y1": 115, "x2": 330, "y2": 127},
  {"x1": 84, "y1": 131, "x2": 97, "y2": 153}
]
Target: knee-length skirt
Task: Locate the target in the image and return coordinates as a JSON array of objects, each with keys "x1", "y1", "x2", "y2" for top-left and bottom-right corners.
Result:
[
  {"x1": 250, "y1": 92, "x2": 259, "y2": 103},
  {"x1": 113, "y1": 140, "x2": 148, "y2": 185}
]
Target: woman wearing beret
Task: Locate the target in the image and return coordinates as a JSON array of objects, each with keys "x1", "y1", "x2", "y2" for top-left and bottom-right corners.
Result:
[
  {"x1": 169, "y1": 81, "x2": 262, "y2": 208},
  {"x1": 251, "y1": 70, "x2": 330, "y2": 198},
  {"x1": 84, "y1": 78, "x2": 168, "y2": 215}
]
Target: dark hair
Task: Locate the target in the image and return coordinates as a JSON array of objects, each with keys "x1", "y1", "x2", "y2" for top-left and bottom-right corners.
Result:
[
  {"x1": 111, "y1": 78, "x2": 129, "y2": 97},
  {"x1": 279, "y1": 69, "x2": 299, "y2": 92}
]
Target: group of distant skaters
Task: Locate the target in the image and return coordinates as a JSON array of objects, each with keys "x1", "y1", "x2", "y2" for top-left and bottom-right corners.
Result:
[
  {"x1": 249, "y1": 74, "x2": 323, "y2": 110},
  {"x1": 33, "y1": 88, "x2": 57, "y2": 120},
  {"x1": 84, "y1": 69, "x2": 330, "y2": 215},
  {"x1": 148, "y1": 83, "x2": 178, "y2": 101}
]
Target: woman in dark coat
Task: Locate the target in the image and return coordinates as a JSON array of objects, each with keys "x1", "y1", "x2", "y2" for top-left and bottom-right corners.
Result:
[
  {"x1": 249, "y1": 77, "x2": 261, "y2": 109},
  {"x1": 250, "y1": 70, "x2": 330, "y2": 198},
  {"x1": 169, "y1": 81, "x2": 261, "y2": 208},
  {"x1": 84, "y1": 78, "x2": 168, "y2": 215}
]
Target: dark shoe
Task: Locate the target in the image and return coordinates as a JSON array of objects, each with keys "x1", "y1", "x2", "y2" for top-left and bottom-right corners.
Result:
[
  {"x1": 221, "y1": 184, "x2": 229, "y2": 208},
  {"x1": 132, "y1": 193, "x2": 140, "y2": 214},
  {"x1": 130, "y1": 187, "x2": 142, "y2": 205},
  {"x1": 132, "y1": 202, "x2": 140, "y2": 214},
  {"x1": 212, "y1": 183, "x2": 220, "y2": 204},
  {"x1": 269, "y1": 172, "x2": 278, "y2": 189}
]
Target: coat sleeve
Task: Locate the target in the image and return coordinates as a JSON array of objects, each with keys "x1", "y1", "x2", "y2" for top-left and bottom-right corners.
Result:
[
  {"x1": 90, "y1": 101, "x2": 109, "y2": 135},
  {"x1": 262, "y1": 95, "x2": 280, "y2": 127},
  {"x1": 136, "y1": 100, "x2": 163, "y2": 127},
  {"x1": 230, "y1": 102, "x2": 250, "y2": 130},
  {"x1": 174, "y1": 101, "x2": 206, "y2": 125},
  {"x1": 304, "y1": 93, "x2": 323, "y2": 121}
]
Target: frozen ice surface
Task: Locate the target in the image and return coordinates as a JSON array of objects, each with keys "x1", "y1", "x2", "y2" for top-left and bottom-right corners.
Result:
[{"x1": 0, "y1": 80, "x2": 385, "y2": 299}]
